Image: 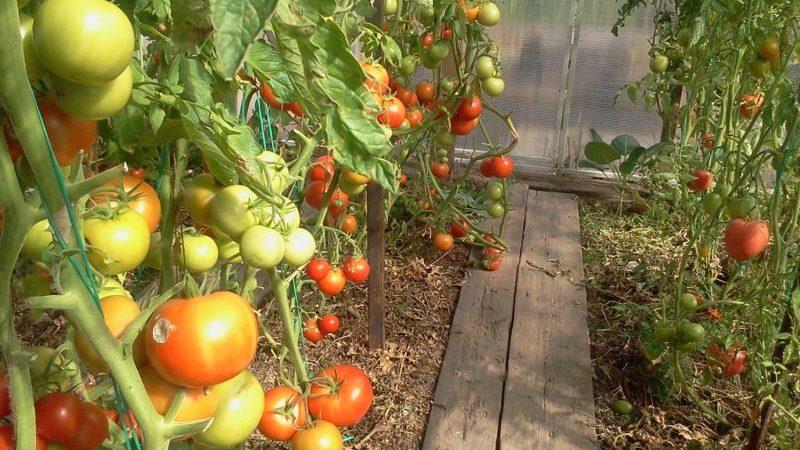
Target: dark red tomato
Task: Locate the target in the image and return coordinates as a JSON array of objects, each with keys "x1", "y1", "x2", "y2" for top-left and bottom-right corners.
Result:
[
  {"x1": 128, "y1": 167, "x2": 146, "y2": 179},
  {"x1": 450, "y1": 117, "x2": 478, "y2": 135},
  {"x1": 318, "y1": 315, "x2": 340, "y2": 334},
  {"x1": 450, "y1": 220, "x2": 471, "y2": 238},
  {"x1": 395, "y1": 87, "x2": 417, "y2": 107},
  {"x1": 421, "y1": 32, "x2": 434, "y2": 48},
  {"x1": 307, "y1": 365, "x2": 373, "y2": 427},
  {"x1": 377, "y1": 97, "x2": 407, "y2": 129},
  {"x1": 0, "y1": 425, "x2": 47, "y2": 450},
  {"x1": 35, "y1": 392, "x2": 83, "y2": 442},
  {"x1": 480, "y1": 158, "x2": 495, "y2": 177},
  {"x1": 687, "y1": 168, "x2": 713, "y2": 192},
  {"x1": 63, "y1": 401, "x2": 109, "y2": 450},
  {"x1": 431, "y1": 162, "x2": 450, "y2": 179},
  {"x1": 416, "y1": 82, "x2": 436, "y2": 104},
  {"x1": 343, "y1": 258, "x2": 370, "y2": 283},
  {"x1": 327, "y1": 190, "x2": 350, "y2": 218},
  {"x1": 0, "y1": 370, "x2": 9, "y2": 417},
  {"x1": 303, "y1": 318, "x2": 325, "y2": 344},
  {"x1": 441, "y1": 25, "x2": 453, "y2": 40},
  {"x1": 309, "y1": 155, "x2": 335, "y2": 183},
  {"x1": 304, "y1": 180, "x2": 328, "y2": 209},
  {"x1": 5, "y1": 97, "x2": 97, "y2": 166},
  {"x1": 259, "y1": 83, "x2": 291, "y2": 111},
  {"x1": 454, "y1": 96, "x2": 482, "y2": 121},
  {"x1": 406, "y1": 108, "x2": 423, "y2": 127},
  {"x1": 490, "y1": 156, "x2": 514, "y2": 179},
  {"x1": 306, "y1": 258, "x2": 331, "y2": 281},
  {"x1": 317, "y1": 268, "x2": 346, "y2": 296}
]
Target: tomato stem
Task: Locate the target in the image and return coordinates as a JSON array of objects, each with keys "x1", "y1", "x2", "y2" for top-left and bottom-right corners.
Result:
[{"x1": 266, "y1": 267, "x2": 309, "y2": 386}]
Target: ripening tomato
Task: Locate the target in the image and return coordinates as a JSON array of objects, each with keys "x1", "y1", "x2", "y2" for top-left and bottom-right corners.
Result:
[
  {"x1": 377, "y1": 97, "x2": 407, "y2": 128},
  {"x1": 406, "y1": 108, "x2": 423, "y2": 127},
  {"x1": 454, "y1": 96, "x2": 482, "y2": 121},
  {"x1": 318, "y1": 268, "x2": 346, "y2": 296},
  {"x1": 259, "y1": 386, "x2": 307, "y2": 442},
  {"x1": 450, "y1": 117, "x2": 478, "y2": 135},
  {"x1": 421, "y1": 32, "x2": 435, "y2": 48},
  {"x1": 433, "y1": 233, "x2": 455, "y2": 251},
  {"x1": 95, "y1": 175, "x2": 161, "y2": 232},
  {"x1": 4, "y1": 98, "x2": 97, "y2": 166},
  {"x1": 74, "y1": 295, "x2": 147, "y2": 373},
  {"x1": 259, "y1": 82, "x2": 291, "y2": 111},
  {"x1": 309, "y1": 155, "x2": 335, "y2": 183},
  {"x1": 304, "y1": 180, "x2": 328, "y2": 209},
  {"x1": 416, "y1": 81, "x2": 436, "y2": 104},
  {"x1": 140, "y1": 365, "x2": 219, "y2": 422},
  {"x1": 724, "y1": 219, "x2": 770, "y2": 261},
  {"x1": 306, "y1": 258, "x2": 331, "y2": 281},
  {"x1": 490, "y1": 156, "x2": 514, "y2": 178},
  {"x1": 303, "y1": 318, "x2": 325, "y2": 343},
  {"x1": 179, "y1": 234, "x2": 219, "y2": 273},
  {"x1": 84, "y1": 208, "x2": 150, "y2": 275},
  {"x1": 687, "y1": 169, "x2": 714, "y2": 192},
  {"x1": 343, "y1": 258, "x2": 370, "y2": 283},
  {"x1": 0, "y1": 425, "x2": 47, "y2": 450},
  {"x1": 308, "y1": 365, "x2": 373, "y2": 427},
  {"x1": 62, "y1": 401, "x2": 109, "y2": 450},
  {"x1": 291, "y1": 420, "x2": 343, "y2": 450},
  {"x1": 441, "y1": 24, "x2": 453, "y2": 40},
  {"x1": 740, "y1": 93, "x2": 764, "y2": 119},
  {"x1": 210, "y1": 184, "x2": 259, "y2": 240},
  {"x1": 478, "y1": 2, "x2": 501, "y2": 26},
  {"x1": 195, "y1": 371, "x2": 264, "y2": 448},
  {"x1": 700, "y1": 133, "x2": 715, "y2": 149},
  {"x1": 360, "y1": 61, "x2": 389, "y2": 94},
  {"x1": 395, "y1": 87, "x2": 416, "y2": 106},
  {"x1": 758, "y1": 38, "x2": 780, "y2": 63},
  {"x1": 340, "y1": 214, "x2": 358, "y2": 234},
  {"x1": 184, "y1": 173, "x2": 221, "y2": 228},
  {"x1": 458, "y1": 0, "x2": 480, "y2": 22},
  {"x1": 35, "y1": 392, "x2": 82, "y2": 442},
  {"x1": 319, "y1": 315, "x2": 340, "y2": 334},
  {"x1": 145, "y1": 291, "x2": 258, "y2": 388},
  {"x1": 431, "y1": 162, "x2": 450, "y2": 179}
]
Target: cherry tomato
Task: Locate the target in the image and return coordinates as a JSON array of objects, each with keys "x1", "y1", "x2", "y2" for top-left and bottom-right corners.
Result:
[
  {"x1": 406, "y1": 108, "x2": 423, "y2": 127},
  {"x1": 291, "y1": 420, "x2": 343, "y2": 450},
  {"x1": 318, "y1": 315, "x2": 340, "y2": 334},
  {"x1": 740, "y1": 93, "x2": 764, "y2": 119},
  {"x1": 62, "y1": 401, "x2": 109, "y2": 450},
  {"x1": 259, "y1": 386, "x2": 307, "y2": 442},
  {"x1": 454, "y1": 96, "x2": 482, "y2": 121},
  {"x1": 450, "y1": 220, "x2": 471, "y2": 239},
  {"x1": 441, "y1": 24, "x2": 453, "y2": 40},
  {"x1": 309, "y1": 155, "x2": 335, "y2": 183},
  {"x1": 377, "y1": 97, "x2": 407, "y2": 128},
  {"x1": 307, "y1": 365, "x2": 373, "y2": 427},
  {"x1": 303, "y1": 318, "x2": 325, "y2": 343},
  {"x1": 489, "y1": 156, "x2": 514, "y2": 178},
  {"x1": 343, "y1": 258, "x2": 370, "y2": 283},
  {"x1": 724, "y1": 219, "x2": 770, "y2": 261},
  {"x1": 327, "y1": 190, "x2": 350, "y2": 218},
  {"x1": 687, "y1": 169, "x2": 713, "y2": 192},
  {"x1": 306, "y1": 258, "x2": 331, "y2": 281},
  {"x1": 318, "y1": 268, "x2": 346, "y2": 296},
  {"x1": 416, "y1": 81, "x2": 436, "y2": 104},
  {"x1": 434, "y1": 233, "x2": 455, "y2": 251},
  {"x1": 421, "y1": 32, "x2": 434, "y2": 48},
  {"x1": 340, "y1": 214, "x2": 358, "y2": 234},
  {"x1": 700, "y1": 133, "x2": 715, "y2": 149},
  {"x1": 450, "y1": 117, "x2": 478, "y2": 135},
  {"x1": 395, "y1": 87, "x2": 417, "y2": 107},
  {"x1": 431, "y1": 162, "x2": 450, "y2": 179},
  {"x1": 35, "y1": 392, "x2": 82, "y2": 442}
]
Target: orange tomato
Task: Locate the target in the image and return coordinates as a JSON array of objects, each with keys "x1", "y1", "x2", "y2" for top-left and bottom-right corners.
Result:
[
  {"x1": 433, "y1": 233, "x2": 454, "y2": 250},
  {"x1": 95, "y1": 175, "x2": 161, "y2": 232},
  {"x1": 291, "y1": 420, "x2": 343, "y2": 450},
  {"x1": 140, "y1": 365, "x2": 219, "y2": 422},
  {"x1": 74, "y1": 295, "x2": 147, "y2": 373},
  {"x1": 339, "y1": 214, "x2": 357, "y2": 234},
  {"x1": 259, "y1": 386, "x2": 307, "y2": 442},
  {"x1": 144, "y1": 291, "x2": 258, "y2": 388}
]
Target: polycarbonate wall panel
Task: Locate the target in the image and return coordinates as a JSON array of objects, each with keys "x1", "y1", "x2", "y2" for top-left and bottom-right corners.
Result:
[
  {"x1": 562, "y1": 2, "x2": 661, "y2": 168},
  {"x1": 472, "y1": 0, "x2": 573, "y2": 162}
]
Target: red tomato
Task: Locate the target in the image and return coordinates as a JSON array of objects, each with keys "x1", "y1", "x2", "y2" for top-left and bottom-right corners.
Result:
[
  {"x1": 441, "y1": 25, "x2": 453, "y2": 40},
  {"x1": 144, "y1": 291, "x2": 259, "y2": 387},
  {"x1": 434, "y1": 233, "x2": 454, "y2": 250},
  {"x1": 0, "y1": 425, "x2": 47, "y2": 450},
  {"x1": 377, "y1": 97, "x2": 407, "y2": 129},
  {"x1": 724, "y1": 219, "x2": 770, "y2": 261},
  {"x1": 306, "y1": 258, "x2": 331, "y2": 281},
  {"x1": 4, "y1": 97, "x2": 97, "y2": 166},
  {"x1": 128, "y1": 167, "x2": 146, "y2": 179},
  {"x1": 309, "y1": 155, "x2": 335, "y2": 182},
  {"x1": 454, "y1": 96, "x2": 482, "y2": 121},
  {"x1": 395, "y1": 87, "x2": 417, "y2": 106},
  {"x1": 318, "y1": 315, "x2": 340, "y2": 334},
  {"x1": 304, "y1": 180, "x2": 328, "y2": 209},
  {"x1": 307, "y1": 365, "x2": 373, "y2": 427},
  {"x1": 416, "y1": 81, "x2": 437, "y2": 104},
  {"x1": 687, "y1": 169, "x2": 714, "y2": 192},
  {"x1": 259, "y1": 386, "x2": 307, "y2": 442},
  {"x1": 450, "y1": 220, "x2": 471, "y2": 238},
  {"x1": 490, "y1": 156, "x2": 514, "y2": 179},
  {"x1": 431, "y1": 162, "x2": 450, "y2": 179},
  {"x1": 63, "y1": 401, "x2": 109, "y2": 450},
  {"x1": 700, "y1": 133, "x2": 715, "y2": 149},
  {"x1": 35, "y1": 392, "x2": 82, "y2": 442},
  {"x1": 342, "y1": 258, "x2": 370, "y2": 283},
  {"x1": 259, "y1": 82, "x2": 291, "y2": 111},
  {"x1": 406, "y1": 108, "x2": 423, "y2": 127},
  {"x1": 0, "y1": 370, "x2": 9, "y2": 417},
  {"x1": 421, "y1": 32, "x2": 434, "y2": 48},
  {"x1": 339, "y1": 214, "x2": 357, "y2": 234},
  {"x1": 450, "y1": 117, "x2": 478, "y2": 135},
  {"x1": 740, "y1": 93, "x2": 764, "y2": 119},
  {"x1": 318, "y1": 268, "x2": 346, "y2": 296},
  {"x1": 327, "y1": 190, "x2": 350, "y2": 218},
  {"x1": 708, "y1": 343, "x2": 747, "y2": 377},
  {"x1": 95, "y1": 175, "x2": 162, "y2": 232},
  {"x1": 480, "y1": 159, "x2": 495, "y2": 177},
  {"x1": 287, "y1": 101, "x2": 304, "y2": 117},
  {"x1": 303, "y1": 318, "x2": 325, "y2": 344},
  {"x1": 400, "y1": 173, "x2": 407, "y2": 186}
]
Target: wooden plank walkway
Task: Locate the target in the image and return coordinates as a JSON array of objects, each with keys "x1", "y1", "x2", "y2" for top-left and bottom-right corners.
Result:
[{"x1": 423, "y1": 188, "x2": 596, "y2": 450}]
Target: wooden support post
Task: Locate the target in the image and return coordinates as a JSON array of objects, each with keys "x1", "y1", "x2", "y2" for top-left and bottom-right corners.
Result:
[{"x1": 367, "y1": 1, "x2": 385, "y2": 350}]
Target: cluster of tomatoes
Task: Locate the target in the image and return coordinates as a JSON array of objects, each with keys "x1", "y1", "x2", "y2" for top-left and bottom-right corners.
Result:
[
  {"x1": 303, "y1": 314, "x2": 341, "y2": 344},
  {"x1": 305, "y1": 256, "x2": 370, "y2": 298}
]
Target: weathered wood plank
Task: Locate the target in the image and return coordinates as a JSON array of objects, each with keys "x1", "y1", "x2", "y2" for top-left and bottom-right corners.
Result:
[
  {"x1": 422, "y1": 184, "x2": 529, "y2": 450},
  {"x1": 499, "y1": 190, "x2": 596, "y2": 449}
]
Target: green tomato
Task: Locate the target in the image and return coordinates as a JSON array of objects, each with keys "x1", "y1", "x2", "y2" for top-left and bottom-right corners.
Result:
[
  {"x1": 679, "y1": 293, "x2": 698, "y2": 310},
  {"x1": 726, "y1": 197, "x2": 756, "y2": 219},
  {"x1": 436, "y1": 129, "x2": 455, "y2": 146},
  {"x1": 384, "y1": 0, "x2": 398, "y2": 15},
  {"x1": 702, "y1": 193, "x2": 723, "y2": 215},
  {"x1": 641, "y1": 341, "x2": 663, "y2": 361},
  {"x1": 439, "y1": 76, "x2": 455, "y2": 95},
  {"x1": 475, "y1": 55, "x2": 496, "y2": 79},
  {"x1": 400, "y1": 55, "x2": 417, "y2": 75},
  {"x1": 482, "y1": 77, "x2": 505, "y2": 97},
  {"x1": 34, "y1": 0, "x2": 134, "y2": 84},
  {"x1": 487, "y1": 181, "x2": 504, "y2": 201},
  {"x1": 339, "y1": 178, "x2": 366, "y2": 197},
  {"x1": 257, "y1": 151, "x2": 291, "y2": 194},
  {"x1": 84, "y1": 209, "x2": 150, "y2": 275},
  {"x1": 429, "y1": 41, "x2": 450, "y2": 61},
  {"x1": 179, "y1": 234, "x2": 219, "y2": 274},
  {"x1": 673, "y1": 340, "x2": 696, "y2": 352},
  {"x1": 19, "y1": 14, "x2": 45, "y2": 82},
  {"x1": 22, "y1": 220, "x2": 53, "y2": 262},
  {"x1": 649, "y1": 54, "x2": 669, "y2": 73},
  {"x1": 749, "y1": 59, "x2": 771, "y2": 79},
  {"x1": 29, "y1": 346, "x2": 79, "y2": 398},
  {"x1": 714, "y1": 182, "x2": 732, "y2": 198},
  {"x1": 422, "y1": 51, "x2": 441, "y2": 69},
  {"x1": 216, "y1": 238, "x2": 242, "y2": 264},
  {"x1": 210, "y1": 185, "x2": 258, "y2": 240},
  {"x1": 184, "y1": 173, "x2": 221, "y2": 227},
  {"x1": 611, "y1": 400, "x2": 633, "y2": 416},
  {"x1": 676, "y1": 28, "x2": 691, "y2": 47},
  {"x1": 652, "y1": 323, "x2": 676, "y2": 343},
  {"x1": 397, "y1": 119, "x2": 411, "y2": 131},
  {"x1": 283, "y1": 228, "x2": 316, "y2": 267},
  {"x1": 240, "y1": 226, "x2": 285, "y2": 269},
  {"x1": 195, "y1": 371, "x2": 265, "y2": 448},
  {"x1": 487, "y1": 202, "x2": 505, "y2": 218},
  {"x1": 54, "y1": 65, "x2": 132, "y2": 120},
  {"x1": 478, "y1": 2, "x2": 501, "y2": 26},
  {"x1": 144, "y1": 232, "x2": 163, "y2": 269},
  {"x1": 677, "y1": 321, "x2": 706, "y2": 343}
]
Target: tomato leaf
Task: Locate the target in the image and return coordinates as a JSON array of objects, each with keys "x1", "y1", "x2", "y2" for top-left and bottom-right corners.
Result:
[
  {"x1": 611, "y1": 134, "x2": 640, "y2": 155},
  {"x1": 179, "y1": 57, "x2": 215, "y2": 107},
  {"x1": 246, "y1": 42, "x2": 295, "y2": 101},
  {"x1": 584, "y1": 141, "x2": 621, "y2": 165},
  {"x1": 209, "y1": 0, "x2": 279, "y2": 79}
]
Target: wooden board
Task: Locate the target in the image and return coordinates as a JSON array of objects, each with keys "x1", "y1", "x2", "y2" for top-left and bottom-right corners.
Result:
[
  {"x1": 499, "y1": 190, "x2": 596, "y2": 449},
  {"x1": 422, "y1": 184, "x2": 529, "y2": 450}
]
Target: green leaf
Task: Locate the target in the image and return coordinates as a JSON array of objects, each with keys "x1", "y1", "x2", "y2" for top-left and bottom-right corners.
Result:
[
  {"x1": 179, "y1": 57, "x2": 215, "y2": 106},
  {"x1": 578, "y1": 160, "x2": 607, "y2": 171},
  {"x1": 619, "y1": 146, "x2": 646, "y2": 176},
  {"x1": 246, "y1": 41, "x2": 295, "y2": 101},
  {"x1": 584, "y1": 141, "x2": 621, "y2": 165},
  {"x1": 611, "y1": 134, "x2": 640, "y2": 155},
  {"x1": 209, "y1": 0, "x2": 279, "y2": 79}
]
